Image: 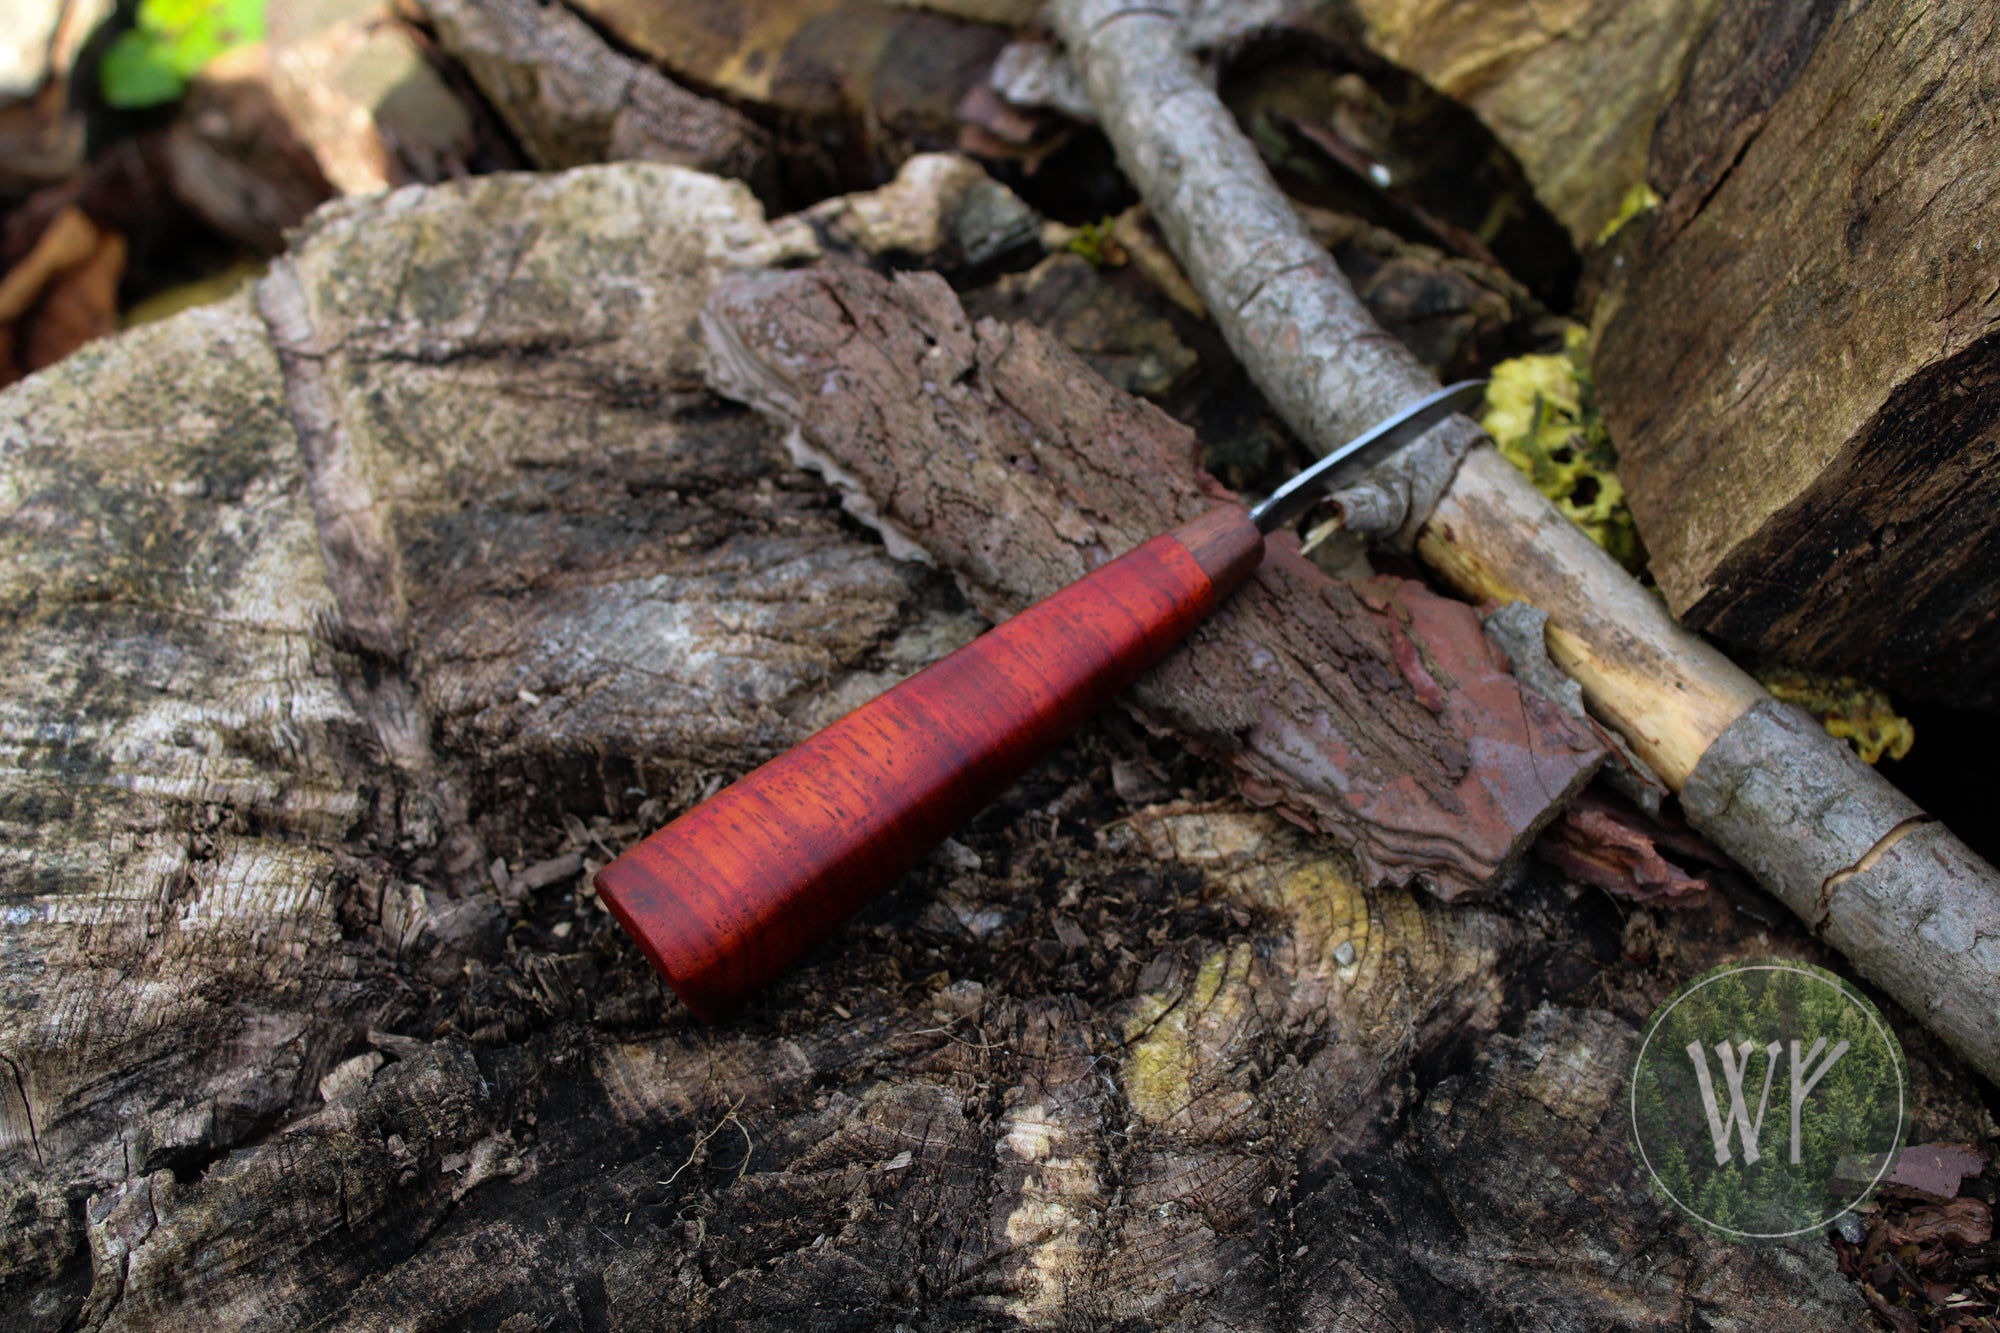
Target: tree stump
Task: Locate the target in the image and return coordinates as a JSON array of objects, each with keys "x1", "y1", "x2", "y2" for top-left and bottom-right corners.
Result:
[{"x1": 1, "y1": 163, "x2": 1975, "y2": 1329}]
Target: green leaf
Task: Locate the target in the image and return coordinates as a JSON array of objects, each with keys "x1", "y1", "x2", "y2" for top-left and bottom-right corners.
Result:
[
  {"x1": 99, "y1": 29, "x2": 188, "y2": 108},
  {"x1": 98, "y1": 0, "x2": 267, "y2": 109}
]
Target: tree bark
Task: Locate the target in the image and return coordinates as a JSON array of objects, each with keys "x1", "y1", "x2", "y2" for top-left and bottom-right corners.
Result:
[
  {"x1": 1595, "y1": 0, "x2": 2000, "y2": 711},
  {"x1": 702, "y1": 262, "x2": 1603, "y2": 899},
  {"x1": 0, "y1": 162, "x2": 1928, "y2": 1329}
]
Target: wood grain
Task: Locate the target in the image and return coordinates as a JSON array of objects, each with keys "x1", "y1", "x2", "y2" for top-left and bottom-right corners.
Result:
[
  {"x1": 1596, "y1": 0, "x2": 2000, "y2": 708},
  {"x1": 597, "y1": 512, "x2": 1259, "y2": 1018}
]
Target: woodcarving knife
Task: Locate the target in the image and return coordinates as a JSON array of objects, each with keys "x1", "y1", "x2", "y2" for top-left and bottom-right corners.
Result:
[{"x1": 595, "y1": 380, "x2": 1486, "y2": 1020}]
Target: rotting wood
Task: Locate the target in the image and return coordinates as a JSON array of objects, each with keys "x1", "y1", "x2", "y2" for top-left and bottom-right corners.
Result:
[
  {"x1": 0, "y1": 162, "x2": 1908, "y2": 1328},
  {"x1": 1596, "y1": 0, "x2": 2000, "y2": 711},
  {"x1": 702, "y1": 262, "x2": 1604, "y2": 900},
  {"x1": 562, "y1": 0, "x2": 1011, "y2": 193},
  {"x1": 417, "y1": 0, "x2": 776, "y2": 193},
  {"x1": 1049, "y1": 0, "x2": 2000, "y2": 1086}
]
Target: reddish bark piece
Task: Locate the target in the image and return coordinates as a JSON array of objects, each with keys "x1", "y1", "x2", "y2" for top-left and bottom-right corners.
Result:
[
  {"x1": 1890, "y1": 1198, "x2": 1993, "y2": 1249},
  {"x1": 1536, "y1": 790, "x2": 1713, "y2": 905},
  {"x1": 1836, "y1": 1143, "x2": 1990, "y2": 1204},
  {"x1": 703, "y1": 264, "x2": 1604, "y2": 897},
  {"x1": 1885, "y1": 1144, "x2": 1987, "y2": 1201},
  {"x1": 597, "y1": 509, "x2": 1261, "y2": 1019}
]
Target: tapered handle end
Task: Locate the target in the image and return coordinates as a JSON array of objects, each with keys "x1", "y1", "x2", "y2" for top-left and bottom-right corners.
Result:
[{"x1": 596, "y1": 515, "x2": 1262, "y2": 1019}]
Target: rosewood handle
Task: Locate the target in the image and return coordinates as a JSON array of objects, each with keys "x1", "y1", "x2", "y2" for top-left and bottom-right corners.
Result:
[{"x1": 594, "y1": 504, "x2": 1263, "y2": 1020}]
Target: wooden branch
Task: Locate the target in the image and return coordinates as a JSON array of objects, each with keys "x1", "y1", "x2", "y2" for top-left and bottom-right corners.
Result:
[
  {"x1": 1050, "y1": 0, "x2": 1483, "y2": 547},
  {"x1": 1417, "y1": 447, "x2": 1761, "y2": 788},
  {"x1": 702, "y1": 263, "x2": 1604, "y2": 900},
  {"x1": 1049, "y1": 0, "x2": 2000, "y2": 1084}
]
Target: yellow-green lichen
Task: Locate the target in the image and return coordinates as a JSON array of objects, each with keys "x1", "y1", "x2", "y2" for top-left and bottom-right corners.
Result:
[
  {"x1": 1756, "y1": 664, "x2": 1915, "y2": 765},
  {"x1": 1063, "y1": 216, "x2": 1123, "y2": 268},
  {"x1": 1596, "y1": 182, "x2": 1661, "y2": 245},
  {"x1": 1121, "y1": 943, "x2": 1252, "y2": 1127},
  {"x1": 1481, "y1": 324, "x2": 1646, "y2": 574}
]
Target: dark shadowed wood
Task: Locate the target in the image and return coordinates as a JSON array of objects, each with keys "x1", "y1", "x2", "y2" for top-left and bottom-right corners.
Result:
[
  {"x1": 598, "y1": 526, "x2": 1240, "y2": 1019},
  {"x1": 416, "y1": 0, "x2": 776, "y2": 195},
  {"x1": 1596, "y1": 0, "x2": 2000, "y2": 708},
  {"x1": 703, "y1": 264, "x2": 1605, "y2": 900}
]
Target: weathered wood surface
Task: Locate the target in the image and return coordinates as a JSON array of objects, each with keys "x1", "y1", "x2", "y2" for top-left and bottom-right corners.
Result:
[
  {"x1": 416, "y1": 0, "x2": 776, "y2": 192},
  {"x1": 1596, "y1": 0, "x2": 2000, "y2": 710},
  {"x1": 0, "y1": 162, "x2": 1937, "y2": 1328},
  {"x1": 704, "y1": 263, "x2": 1602, "y2": 900},
  {"x1": 561, "y1": 0, "x2": 1010, "y2": 194}
]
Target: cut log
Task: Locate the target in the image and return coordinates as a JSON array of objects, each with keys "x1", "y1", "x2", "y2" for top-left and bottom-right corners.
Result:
[
  {"x1": 562, "y1": 0, "x2": 1011, "y2": 192},
  {"x1": 1595, "y1": 0, "x2": 2000, "y2": 711},
  {"x1": 0, "y1": 162, "x2": 1904, "y2": 1328},
  {"x1": 703, "y1": 262, "x2": 1604, "y2": 899},
  {"x1": 415, "y1": 0, "x2": 776, "y2": 192}
]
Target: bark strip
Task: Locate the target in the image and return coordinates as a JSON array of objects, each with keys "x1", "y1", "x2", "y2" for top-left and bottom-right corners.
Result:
[{"x1": 702, "y1": 263, "x2": 1604, "y2": 899}]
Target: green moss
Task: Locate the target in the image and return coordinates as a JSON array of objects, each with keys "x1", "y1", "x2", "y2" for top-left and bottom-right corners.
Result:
[
  {"x1": 1063, "y1": 217, "x2": 1121, "y2": 268},
  {"x1": 1756, "y1": 664, "x2": 1915, "y2": 765},
  {"x1": 1480, "y1": 325, "x2": 1646, "y2": 574}
]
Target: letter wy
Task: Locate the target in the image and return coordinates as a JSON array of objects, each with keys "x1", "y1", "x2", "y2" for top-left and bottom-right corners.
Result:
[{"x1": 1688, "y1": 1039, "x2": 1782, "y2": 1166}]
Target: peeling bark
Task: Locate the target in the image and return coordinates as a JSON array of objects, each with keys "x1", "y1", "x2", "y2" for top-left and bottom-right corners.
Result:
[{"x1": 702, "y1": 262, "x2": 1603, "y2": 899}]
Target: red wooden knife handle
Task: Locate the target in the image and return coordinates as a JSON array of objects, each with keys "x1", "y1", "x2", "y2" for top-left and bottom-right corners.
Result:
[{"x1": 594, "y1": 504, "x2": 1263, "y2": 1020}]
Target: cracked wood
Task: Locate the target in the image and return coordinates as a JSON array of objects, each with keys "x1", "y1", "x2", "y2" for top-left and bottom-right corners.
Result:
[{"x1": 1596, "y1": 0, "x2": 2000, "y2": 709}]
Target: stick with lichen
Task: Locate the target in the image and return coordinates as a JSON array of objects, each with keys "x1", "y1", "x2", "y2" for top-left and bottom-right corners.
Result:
[{"x1": 1050, "y1": 0, "x2": 2000, "y2": 1085}]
